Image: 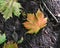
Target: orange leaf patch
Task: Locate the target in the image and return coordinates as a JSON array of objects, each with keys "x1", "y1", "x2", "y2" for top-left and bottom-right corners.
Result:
[{"x1": 23, "y1": 9, "x2": 47, "y2": 34}]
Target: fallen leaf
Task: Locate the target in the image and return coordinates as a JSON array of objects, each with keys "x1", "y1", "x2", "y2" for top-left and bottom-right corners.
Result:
[
  {"x1": 23, "y1": 9, "x2": 47, "y2": 34},
  {"x1": 3, "y1": 41, "x2": 18, "y2": 48},
  {"x1": 0, "y1": 33, "x2": 6, "y2": 44}
]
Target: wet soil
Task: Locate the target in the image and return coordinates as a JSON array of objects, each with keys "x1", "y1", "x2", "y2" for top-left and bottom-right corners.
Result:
[{"x1": 0, "y1": 0, "x2": 60, "y2": 48}]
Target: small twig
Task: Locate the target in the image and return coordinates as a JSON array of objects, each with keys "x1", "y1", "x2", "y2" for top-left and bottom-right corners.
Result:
[
  {"x1": 42, "y1": 2, "x2": 58, "y2": 23},
  {"x1": 40, "y1": 4, "x2": 44, "y2": 12}
]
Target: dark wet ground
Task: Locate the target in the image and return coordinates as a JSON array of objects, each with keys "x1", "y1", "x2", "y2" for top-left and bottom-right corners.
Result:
[{"x1": 0, "y1": 0, "x2": 60, "y2": 48}]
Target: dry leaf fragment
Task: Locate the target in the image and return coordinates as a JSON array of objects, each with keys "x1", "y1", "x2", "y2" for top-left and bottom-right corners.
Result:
[
  {"x1": 3, "y1": 41, "x2": 18, "y2": 48},
  {"x1": 23, "y1": 9, "x2": 47, "y2": 34}
]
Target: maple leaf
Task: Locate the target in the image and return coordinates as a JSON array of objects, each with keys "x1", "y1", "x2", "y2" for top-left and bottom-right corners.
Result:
[
  {"x1": 0, "y1": 0, "x2": 22, "y2": 20},
  {"x1": 0, "y1": 33, "x2": 6, "y2": 44},
  {"x1": 23, "y1": 9, "x2": 47, "y2": 34},
  {"x1": 3, "y1": 41, "x2": 18, "y2": 48}
]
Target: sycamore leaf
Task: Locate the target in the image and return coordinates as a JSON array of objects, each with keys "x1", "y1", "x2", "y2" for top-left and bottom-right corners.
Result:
[
  {"x1": 3, "y1": 6, "x2": 12, "y2": 20},
  {"x1": 0, "y1": 33, "x2": 6, "y2": 44},
  {"x1": 0, "y1": 0, "x2": 7, "y2": 12},
  {"x1": 13, "y1": 2, "x2": 22, "y2": 17},
  {"x1": 3, "y1": 41, "x2": 18, "y2": 48},
  {"x1": 23, "y1": 9, "x2": 47, "y2": 34},
  {"x1": 0, "y1": 0, "x2": 22, "y2": 20}
]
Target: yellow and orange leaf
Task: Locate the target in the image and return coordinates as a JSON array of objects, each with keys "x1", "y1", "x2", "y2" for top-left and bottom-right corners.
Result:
[{"x1": 23, "y1": 9, "x2": 47, "y2": 34}]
